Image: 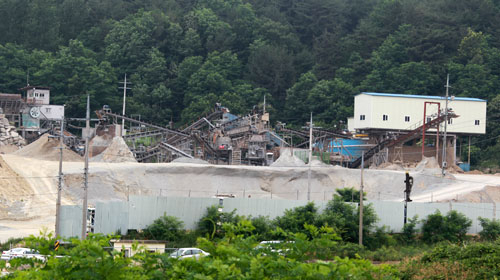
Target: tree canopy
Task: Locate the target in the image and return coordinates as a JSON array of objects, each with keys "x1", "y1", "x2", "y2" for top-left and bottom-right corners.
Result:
[{"x1": 0, "y1": 0, "x2": 499, "y2": 166}]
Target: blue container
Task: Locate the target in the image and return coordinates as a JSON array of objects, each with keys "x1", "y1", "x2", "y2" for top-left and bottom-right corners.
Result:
[
  {"x1": 458, "y1": 163, "x2": 470, "y2": 172},
  {"x1": 325, "y1": 139, "x2": 370, "y2": 162}
]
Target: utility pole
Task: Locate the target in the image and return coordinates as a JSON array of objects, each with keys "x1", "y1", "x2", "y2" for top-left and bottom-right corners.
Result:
[
  {"x1": 81, "y1": 95, "x2": 90, "y2": 240},
  {"x1": 442, "y1": 74, "x2": 450, "y2": 176},
  {"x1": 55, "y1": 117, "x2": 64, "y2": 238},
  {"x1": 307, "y1": 112, "x2": 313, "y2": 201},
  {"x1": 359, "y1": 152, "x2": 364, "y2": 246},
  {"x1": 119, "y1": 74, "x2": 131, "y2": 136}
]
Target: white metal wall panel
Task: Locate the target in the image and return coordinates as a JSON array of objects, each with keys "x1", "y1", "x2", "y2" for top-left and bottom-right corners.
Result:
[
  {"x1": 353, "y1": 93, "x2": 486, "y2": 134},
  {"x1": 59, "y1": 205, "x2": 82, "y2": 238},
  {"x1": 60, "y1": 197, "x2": 500, "y2": 238}
]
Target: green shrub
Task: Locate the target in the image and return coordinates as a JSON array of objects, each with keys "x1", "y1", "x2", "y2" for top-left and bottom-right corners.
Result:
[
  {"x1": 401, "y1": 241, "x2": 500, "y2": 279},
  {"x1": 274, "y1": 202, "x2": 319, "y2": 237},
  {"x1": 249, "y1": 215, "x2": 274, "y2": 240},
  {"x1": 332, "y1": 242, "x2": 365, "y2": 258},
  {"x1": 142, "y1": 214, "x2": 184, "y2": 242},
  {"x1": 197, "y1": 205, "x2": 241, "y2": 239},
  {"x1": 421, "y1": 210, "x2": 472, "y2": 243},
  {"x1": 0, "y1": 237, "x2": 24, "y2": 251},
  {"x1": 399, "y1": 215, "x2": 419, "y2": 244},
  {"x1": 478, "y1": 217, "x2": 500, "y2": 241}
]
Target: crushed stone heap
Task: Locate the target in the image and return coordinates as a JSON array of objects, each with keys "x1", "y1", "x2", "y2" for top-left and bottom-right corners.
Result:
[
  {"x1": 0, "y1": 114, "x2": 26, "y2": 147},
  {"x1": 90, "y1": 136, "x2": 137, "y2": 163}
]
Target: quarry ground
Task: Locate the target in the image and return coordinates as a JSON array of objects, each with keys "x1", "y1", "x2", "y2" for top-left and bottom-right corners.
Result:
[{"x1": 1, "y1": 140, "x2": 500, "y2": 242}]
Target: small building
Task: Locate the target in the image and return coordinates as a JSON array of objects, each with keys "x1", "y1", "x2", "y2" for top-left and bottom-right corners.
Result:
[
  {"x1": 350, "y1": 92, "x2": 486, "y2": 134},
  {"x1": 110, "y1": 239, "x2": 166, "y2": 257},
  {"x1": 22, "y1": 86, "x2": 51, "y2": 105},
  {"x1": 346, "y1": 92, "x2": 487, "y2": 167}
]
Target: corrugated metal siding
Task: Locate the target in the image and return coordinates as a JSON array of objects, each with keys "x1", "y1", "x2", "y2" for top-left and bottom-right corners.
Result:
[
  {"x1": 59, "y1": 197, "x2": 500, "y2": 238},
  {"x1": 59, "y1": 205, "x2": 83, "y2": 238}
]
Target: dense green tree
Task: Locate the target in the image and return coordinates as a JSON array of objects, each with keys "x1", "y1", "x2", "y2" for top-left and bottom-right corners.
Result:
[
  {"x1": 105, "y1": 10, "x2": 182, "y2": 74},
  {"x1": 34, "y1": 40, "x2": 117, "y2": 116},
  {"x1": 284, "y1": 71, "x2": 318, "y2": 124},
  {"x1": 335, "y1": 187, "x2": 366, "y2": 203},
  {"x1": 319, "y1": 195, "x2": 378, "y2": 244},
  {"x1": 247, "y1": 40, "x2": 296, "y2": 109}
]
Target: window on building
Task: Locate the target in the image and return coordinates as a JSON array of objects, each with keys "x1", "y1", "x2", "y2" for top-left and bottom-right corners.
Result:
[
  {"x1": 360, "y1": 115, "x2": 365, "y2": 121},
  {"x1": 475, "y1": 120, "x2": 480, "y2": 125},
  {"x1": 405, "y1": 116, "x2": 410, "y2": 122},
  {"x1": 448, "y1": 118, "x2": 453, "y2": 125},
  {"x1": 383, "y1": 115, "x2": 388, "y2": 121},
  {"x1": 426, "y1": 117, "x2": 431, "y2": 124}
]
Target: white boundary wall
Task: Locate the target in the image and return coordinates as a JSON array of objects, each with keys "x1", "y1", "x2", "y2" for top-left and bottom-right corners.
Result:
[{"x1": 60, "y1": 196, "x2": 500, "y2": 238}]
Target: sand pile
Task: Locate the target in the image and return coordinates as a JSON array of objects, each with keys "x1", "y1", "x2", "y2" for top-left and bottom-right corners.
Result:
[
  {"x1": 0, "y1": 156, "x2": 33, "y2": 219},
  {"x1": 271, "y1": 148, "x2": 306, "y2": 167},
  {"x1": 90, "y1": 136, "x2": 137, "y2": 163},
  {"x1": 0, "y1": 144, "x2": 20, "y2": 154},
  {"x1": 311, "y1": 158, "x2": 329, "y2": 167},
  {"x1": 172, "y1": 157, "x2": 209, "y2": 164},
  {"x1": 447, "y1": 163, "x2": 465, "y2": 174},
  {"x1": 14, "y1": 134, "x2": 82, "y2": 162}
]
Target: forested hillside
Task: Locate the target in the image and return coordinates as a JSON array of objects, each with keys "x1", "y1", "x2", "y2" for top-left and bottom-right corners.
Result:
[{"x1": 0, "y1": 0, "x2": 499, "y2": 167}]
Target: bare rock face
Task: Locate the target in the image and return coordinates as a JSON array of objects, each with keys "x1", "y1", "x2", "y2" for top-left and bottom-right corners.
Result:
[{"x1": 0, "y1": 115, "x2": 26, "y2": 149}]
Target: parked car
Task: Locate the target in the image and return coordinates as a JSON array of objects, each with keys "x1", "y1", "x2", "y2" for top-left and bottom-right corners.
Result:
[
  {"x1": 169, "y1": 248, "x2": 209, "y2": 260},
  {"x1": 255, "y1": 241, "x2": 294, "y2": 256},
  {"x1": 1, "y1": 248, "x2": 38, "y2": 261}
]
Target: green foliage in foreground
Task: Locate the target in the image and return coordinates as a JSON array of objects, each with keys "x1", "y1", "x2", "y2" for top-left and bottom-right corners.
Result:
[
  {"x1": 397, "y1": 241, "x2": 500, "y2": 280},
  {"x1": 7, "y1": 223, "x2": 397, "y2": 280},
  {"x1": 478, "y1": 217, "x2": 500, "y2": 241}
]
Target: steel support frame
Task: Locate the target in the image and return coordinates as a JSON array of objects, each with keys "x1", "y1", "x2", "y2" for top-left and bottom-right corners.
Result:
[{"x1": 422, "y1": 102, "x2": 440, "y2": 160}]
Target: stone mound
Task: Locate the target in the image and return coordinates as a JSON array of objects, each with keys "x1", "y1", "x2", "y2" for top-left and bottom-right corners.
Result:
[
  {"x1": 14, "y1": 134, "x2": 83, "y2": 162},
  {"x1": 90, "y1": 136, "x2": 136, "y2": 163},
  {"x1": 0, "y1": 115, "x2": 26, "y2": 148},
  {"x1": 271, "y1": 148, "x2": 306, "y2": 167}
]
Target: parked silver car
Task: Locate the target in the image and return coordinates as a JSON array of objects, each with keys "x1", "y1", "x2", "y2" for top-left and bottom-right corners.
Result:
[
  {"x1": 1, "y1": 248, "x2": 38, "y2": 261},
  {"x1": 169, "y1": 248, "x2": 209, "y2": 260}
]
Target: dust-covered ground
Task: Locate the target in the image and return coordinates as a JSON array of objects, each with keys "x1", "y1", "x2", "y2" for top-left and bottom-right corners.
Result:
[{"x1": 1, "y1": 146, "x2": 500, "y2": 242}]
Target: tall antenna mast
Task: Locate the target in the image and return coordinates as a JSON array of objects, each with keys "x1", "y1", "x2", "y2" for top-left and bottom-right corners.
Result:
[{"x1": 119, "y1": 74, "x2": 132, "y2": 136}]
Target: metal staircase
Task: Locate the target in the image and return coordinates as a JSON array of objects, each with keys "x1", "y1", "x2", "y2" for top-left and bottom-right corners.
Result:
[{"x1": 349, "y1": 111, "x2": 458, "y2": 168}]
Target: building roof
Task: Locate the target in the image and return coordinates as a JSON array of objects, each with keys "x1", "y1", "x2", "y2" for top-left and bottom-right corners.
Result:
[
  {"x1": 19, "y1": 86, "x2": 51, "y2": 91},
  {"x1": 359, "y1": 92, "x2": 486, "y2": 102},
  {"x1": 0, "y1": 93, "x2": 22, "y2": 100}
]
